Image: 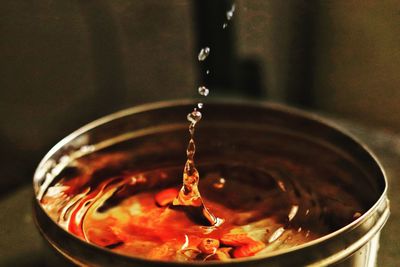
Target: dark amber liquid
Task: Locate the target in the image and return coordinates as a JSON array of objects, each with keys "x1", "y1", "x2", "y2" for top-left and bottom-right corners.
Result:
[{"x1": 40, "y1": 148, "x2": 366, "y2": 261}]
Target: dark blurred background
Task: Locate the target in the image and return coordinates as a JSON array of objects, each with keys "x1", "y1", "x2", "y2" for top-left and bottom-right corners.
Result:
[{"x1": 0, "y1": 0, "x2": 399, "y2": 265}]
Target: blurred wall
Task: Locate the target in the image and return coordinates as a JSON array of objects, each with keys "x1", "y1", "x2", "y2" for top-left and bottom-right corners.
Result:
[
  {"x1": 236, "y1": 1, "x2": 317, "y2": 103},
  {"x1": 312, "y1": 1, "x2": 400, "y2": 130},
  {"x1": 235, "y1": 1, "x2": 400, "y2": 130}
]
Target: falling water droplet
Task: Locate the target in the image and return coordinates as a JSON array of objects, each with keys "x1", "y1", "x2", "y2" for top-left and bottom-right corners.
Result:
[
  {"x1": 206, "y1": 70, "x2": 210, "y2": 75},
  {"x1": 222, "y1": 23, "x2": 228, "y2": 29},
  {"x1": 198, "y1": 86, "x2": 209, "y2": 96},
  {"x1": 197, "y1": 103, "x2": 204, "y2": 109},
  {"x1": 198, "y1": 47, "x2": 210, "y2": 61},
  {"x1": 187, "y1": 110, "x2": 202, "y2": 125},
  {"x1": 226, "y1": 4, "x2": 236, "y2": 21}
]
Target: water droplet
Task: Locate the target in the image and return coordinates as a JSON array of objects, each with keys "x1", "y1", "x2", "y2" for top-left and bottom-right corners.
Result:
[
  {"x1": 187, "y1": 110, "x2": 202, "y2": 124},
  {"x1": 197, "y1": 102, "x2": 203, "y2": 109},
  {"x1": 198, "y1": 86, "x2": 209, "y2": 96},
  {"x1": 226, "y1": 4, "x2": 236, "y2": 20},
  {"x1": 353, "y1": 211, "x2": 362, "y2": 219},
  {"x1": 288, "y1": 205, "x2": 299, "y2": 221},
  {"x1": 305, "y1": 230, "x2": 310, "y2": 238},
  {"x1": 268, "y1": 227, "x2": 285, "y2": 243},
  {"x1": 213, "y1": 177, "x2": 226, "y2": 189},
  {"x1": 206, "y1": 69, "x2": 210, "y2": 75},
  {"x1": 277, "y1": 180, "x2": 286, "y2": 192},
  {"x1": 198, "y1": 47, "x2": 210, "y2": 61},
  {"x1": 222, "y1": 23, "x2": 228, "y2": 29}
]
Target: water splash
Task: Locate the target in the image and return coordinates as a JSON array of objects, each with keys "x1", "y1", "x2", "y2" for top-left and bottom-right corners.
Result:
[
  {"x1": 173, "y1": 108, "x2": 223, "y2": 227},
  {"x1": 171, "y1": 2, "x2": 233, "y2": 227}
]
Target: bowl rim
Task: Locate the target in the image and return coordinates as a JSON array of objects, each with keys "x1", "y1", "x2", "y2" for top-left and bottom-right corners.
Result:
[{"x1": 32, "y1": 99, "x2": 390, "y2": 266}]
